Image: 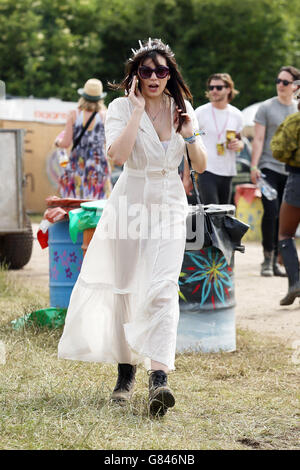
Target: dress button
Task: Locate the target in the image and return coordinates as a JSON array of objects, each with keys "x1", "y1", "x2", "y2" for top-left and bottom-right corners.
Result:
[{"x1": 161, "y1": 169, "x2": 167, "y2": 176}]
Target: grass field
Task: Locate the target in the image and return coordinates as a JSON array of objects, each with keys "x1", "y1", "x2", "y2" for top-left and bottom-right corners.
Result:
[{"x1": 0, "y1": 266, "x2": 299, "y2": 450}]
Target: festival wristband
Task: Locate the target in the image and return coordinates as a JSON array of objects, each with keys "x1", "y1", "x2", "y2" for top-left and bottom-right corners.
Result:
[
  {"x1": 184, "y1": 135, "x2": 196, "y2": 144},
  {"x1": 184, "y1": 130, "x2": 205, "y2": 143}
]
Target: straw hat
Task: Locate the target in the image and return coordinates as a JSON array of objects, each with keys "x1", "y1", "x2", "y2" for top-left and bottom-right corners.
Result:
[{"x1": 77, "y1": 78, "x2": 107, "y2": 101}]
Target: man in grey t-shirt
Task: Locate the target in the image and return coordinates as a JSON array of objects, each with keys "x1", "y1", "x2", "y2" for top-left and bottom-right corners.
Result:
[{"x1": 250, "y1": 65, "x2": 300, "y2": 277}]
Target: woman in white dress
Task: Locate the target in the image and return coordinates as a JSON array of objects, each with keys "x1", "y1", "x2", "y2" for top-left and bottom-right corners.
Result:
[{"x1": 58, "y1": 39, "x2": 207, "y2": 416}]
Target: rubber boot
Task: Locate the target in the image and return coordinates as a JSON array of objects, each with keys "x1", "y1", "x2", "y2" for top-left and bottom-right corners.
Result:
[
  {"x1": 111, "y1": 363, "x2": 136, "y2": 403},
  {"x1": 261, "y1": 250, "x2": 273, "y2": 277},
  {"x1": 278, "y1": 238, "x2": 300, "y2": 306},
  {"x1": 148, "y1": 370, "x2": 175, "y2": 417}
]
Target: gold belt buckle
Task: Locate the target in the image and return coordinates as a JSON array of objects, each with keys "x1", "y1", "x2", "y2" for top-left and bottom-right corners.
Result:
[{"x1": 161, "y1": 169, "x2": 167, "y2": 176}]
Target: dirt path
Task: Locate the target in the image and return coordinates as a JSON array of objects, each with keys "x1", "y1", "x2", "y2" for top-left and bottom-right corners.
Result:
[
  {"x1": 234, "y1": 243, "x2": 300, "y2": 345},
  {"x1": 11, "y1": 224, "x2": 300, "y2": 346}
]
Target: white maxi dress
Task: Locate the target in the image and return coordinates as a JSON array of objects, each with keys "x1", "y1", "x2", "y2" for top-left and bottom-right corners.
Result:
[{"x1": 58, "y1": 96, "x2": 205, "y2": 370}]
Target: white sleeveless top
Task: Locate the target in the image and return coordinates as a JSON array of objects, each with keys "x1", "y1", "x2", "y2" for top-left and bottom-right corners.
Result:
[{"x1": 161, "y1": 140, "x2": 170, "y2": 153}]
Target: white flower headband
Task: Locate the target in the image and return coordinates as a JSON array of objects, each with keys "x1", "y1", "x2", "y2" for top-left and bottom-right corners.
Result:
[{"x1": 129, "y1": 37, "x2": 174, "y2": 61}]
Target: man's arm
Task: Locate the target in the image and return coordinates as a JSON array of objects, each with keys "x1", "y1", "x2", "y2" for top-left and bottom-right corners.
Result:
[{"x1": 250, "y1": 122, "x2": 266, "y2": 184}]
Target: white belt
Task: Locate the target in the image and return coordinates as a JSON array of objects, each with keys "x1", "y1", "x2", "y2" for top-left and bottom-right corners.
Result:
[{"x1": 125, "y1": 166, "x2": 178, "y2": 178}]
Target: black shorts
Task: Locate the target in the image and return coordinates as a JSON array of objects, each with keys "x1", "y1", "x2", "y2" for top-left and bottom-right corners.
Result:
[{"x1": 283, "y1": 173, "x2": 300, "y2": 208}]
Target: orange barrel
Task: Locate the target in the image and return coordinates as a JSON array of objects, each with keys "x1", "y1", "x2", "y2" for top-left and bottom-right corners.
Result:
[{"x1": 81, "y1": 227, "x2": 96, "y2": 257}]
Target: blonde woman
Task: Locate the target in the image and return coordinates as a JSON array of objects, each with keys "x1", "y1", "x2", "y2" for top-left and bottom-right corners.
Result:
[{"x1": 55, "y1": 78, "x2": 112, "y2": 199}]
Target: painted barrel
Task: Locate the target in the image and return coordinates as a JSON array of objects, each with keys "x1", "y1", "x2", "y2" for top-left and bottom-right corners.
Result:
[
  {"x1": 177, "y1": 204, "x2": 238, "y2": 353},
  {"x1": 177, "y1": 246, "x2": 235, "y2": 353},
  {"x1": 78, "y1": 200, "x2": 106, "y2": 257},
  {"x1": 235, "y1": 184, "x2": 263, "y2": 242},
  {"x1": 48, "y1": 220, "x2": 83, "y2": 308},
  {"x1": 81, "y1": 227, "x2": 96, "y2": 257}
]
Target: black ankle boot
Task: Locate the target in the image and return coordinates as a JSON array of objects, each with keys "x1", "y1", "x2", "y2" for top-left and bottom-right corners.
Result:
[
  {"x1": 261, "y1": 251, "x2": 273, "y2": 277},
  {"x1": 111, "y1": 363, "x2": 136, "y2": 402},
  {"x1": 148, "y1": 370, "x2": 175, "y2": 417},
  {"x1": 278, "y1": 239, "x2": 300, "y2": 306}
]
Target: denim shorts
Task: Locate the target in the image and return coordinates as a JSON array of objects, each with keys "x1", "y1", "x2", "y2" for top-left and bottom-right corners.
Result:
[{"x1": 283, "y1": 173, "x2": 300, "y2": 208}]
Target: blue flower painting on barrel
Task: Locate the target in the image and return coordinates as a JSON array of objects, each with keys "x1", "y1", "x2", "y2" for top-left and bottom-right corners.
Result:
[{"x1": 179, "y1": 247, "x2": 234, "y2": 310}]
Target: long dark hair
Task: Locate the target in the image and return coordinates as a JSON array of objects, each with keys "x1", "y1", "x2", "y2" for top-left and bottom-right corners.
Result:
[{"x1": 110, "y1": 39, "x2": 192, "y2": 132}]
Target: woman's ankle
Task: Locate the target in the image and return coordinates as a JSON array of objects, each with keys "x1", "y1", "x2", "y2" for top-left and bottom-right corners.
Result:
[{"x1": 150, "y1": 360, "x2": 169, "y2": 374}]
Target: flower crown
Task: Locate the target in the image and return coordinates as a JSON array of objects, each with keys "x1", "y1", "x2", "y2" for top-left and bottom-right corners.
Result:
[{"x1": 129, "y1": 38, "x2": 174, "y2": 61}]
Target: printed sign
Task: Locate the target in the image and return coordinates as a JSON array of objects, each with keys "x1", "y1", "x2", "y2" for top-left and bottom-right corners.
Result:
[{"x1": 0, "y1": 98, "x2": 77, "y2": 123}]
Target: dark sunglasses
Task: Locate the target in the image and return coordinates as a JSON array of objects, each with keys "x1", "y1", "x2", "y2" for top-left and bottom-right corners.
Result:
[
  {"x1": 275, "y1": 78, "x2": 293, "y2": 86},
  {"x1": 138, "y1": 65, "x2": 170, "y2": 80},
  {"x1": 208, "y1": 85, "x2": 228, "y2": 91}
]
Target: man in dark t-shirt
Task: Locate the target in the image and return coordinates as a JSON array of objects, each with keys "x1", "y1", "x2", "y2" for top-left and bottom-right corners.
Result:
[{"x1": 250, "y1": 65, "x2": 300, "y2": 277}]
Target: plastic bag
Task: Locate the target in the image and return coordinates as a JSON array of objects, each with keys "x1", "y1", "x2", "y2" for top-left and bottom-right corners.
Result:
[
  {"x1": 11, "y1": 308, "x2": 67, "y2": 330},
  {"x1": 37, "y1": 219, "x2": 53, "y2": 249},
  {"x1": 200, "y1": 205, "x2": 249, "y2": 264},
  {"x1": 68, "y1": 200, "x2": 106, "y2": 243}
]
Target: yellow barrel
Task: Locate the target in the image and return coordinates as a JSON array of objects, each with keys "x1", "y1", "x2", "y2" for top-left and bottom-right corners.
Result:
[{"x1": 235, "y1": 184, "x2": 263, "y2": 241}]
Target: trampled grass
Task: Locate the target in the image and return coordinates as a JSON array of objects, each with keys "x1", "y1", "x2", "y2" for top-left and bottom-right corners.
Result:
[{"x1": 0, "y1": 266, "x2": 299, "y2": 450}]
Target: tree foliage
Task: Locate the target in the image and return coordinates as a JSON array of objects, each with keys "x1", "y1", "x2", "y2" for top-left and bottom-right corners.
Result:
[{"x1": 0, "y1": 0, "x2": 298, "y2": 108}]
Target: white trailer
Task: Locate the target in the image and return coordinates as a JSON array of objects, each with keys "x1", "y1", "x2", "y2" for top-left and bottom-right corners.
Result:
[{"x1": 0, "y1": 128, "x2": 33, "y2": 268}]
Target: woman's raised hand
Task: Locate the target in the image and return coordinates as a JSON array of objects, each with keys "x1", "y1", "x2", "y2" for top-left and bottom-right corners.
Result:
[
  {"x1": 128, "y1": 75, "x2": 145, "y2": 110},
  {"x1": 174, "y1": 106, "x2": 194, "y2": 138}
]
